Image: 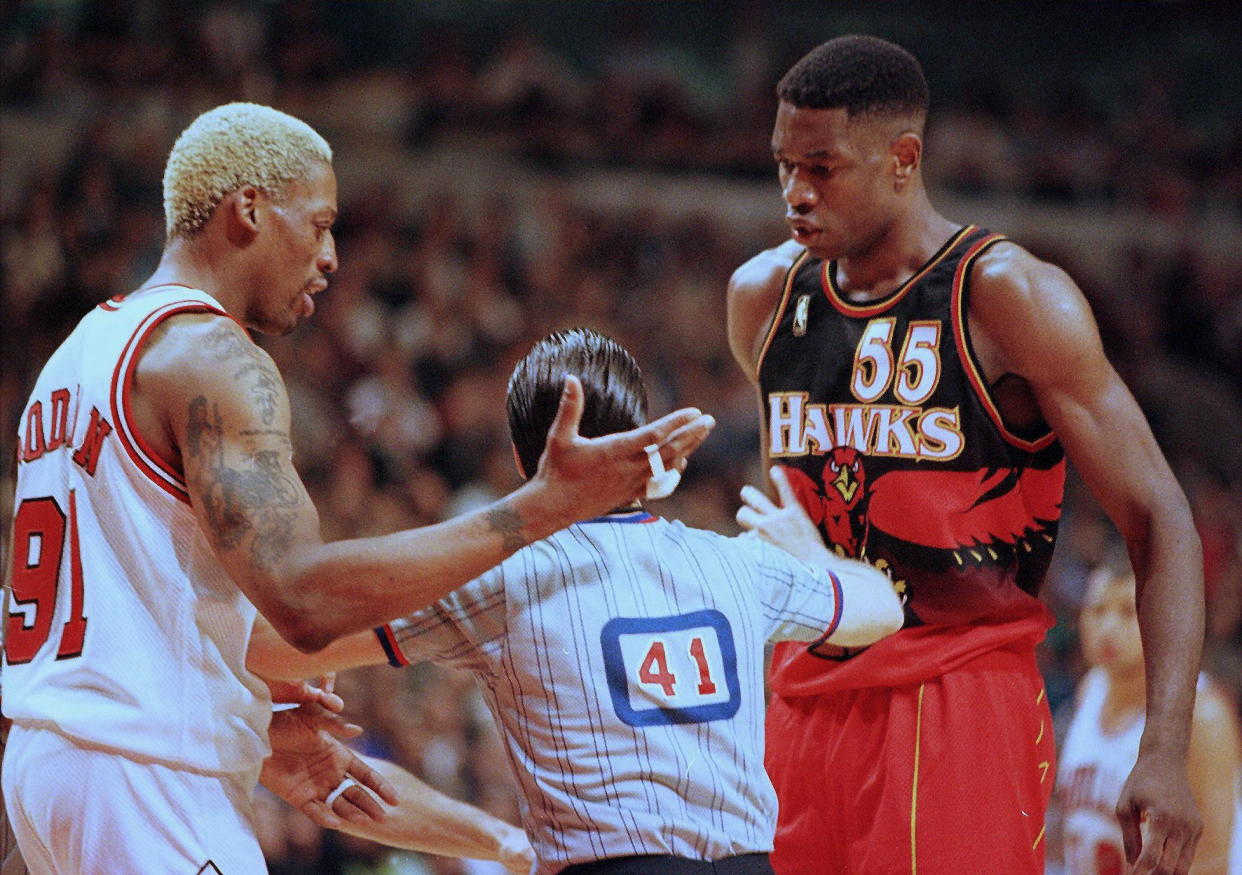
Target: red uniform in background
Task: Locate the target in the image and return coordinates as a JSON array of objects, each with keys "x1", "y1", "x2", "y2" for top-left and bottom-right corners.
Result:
[{"x1": 758, "y1": 226, "x2": 1063, "y2": 874}]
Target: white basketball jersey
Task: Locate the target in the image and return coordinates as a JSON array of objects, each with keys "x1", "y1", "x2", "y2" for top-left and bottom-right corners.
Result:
[
  {"x1": 3, "y1": 285, "x2": 270, "y2": 776},
  {"x1": 1057, "y1": 670, "x2": 1242, "y2": 875},
  {"x1": 1056, "y1": 668, "x2": 1140, "y2": 874}
]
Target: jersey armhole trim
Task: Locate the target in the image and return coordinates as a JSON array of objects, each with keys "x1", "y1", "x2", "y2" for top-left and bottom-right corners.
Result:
[
  {"x1": 108, "y1": 300, "x2": 232, "y2": 505},
  {"x1": 755, "y1": 248, "x2": 812, "y2": 375},
  {"x1": 951, "y1": 236, "x2": 1058, "y2": 453}
]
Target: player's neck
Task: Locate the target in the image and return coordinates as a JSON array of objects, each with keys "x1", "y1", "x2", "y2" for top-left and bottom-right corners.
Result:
[
  {"x1": 143, "y1": 240, "x2": 246, "y2": 318},
  {"x1": 833, "y1": 199, "x2": 958, "y2": 302}
]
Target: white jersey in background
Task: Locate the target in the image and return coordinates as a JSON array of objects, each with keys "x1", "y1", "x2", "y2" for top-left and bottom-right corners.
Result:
[
  {"x1": 3, "y1": 285, "x2": 270, "y2": 776},
  {"x1": 1057, "y1": 669, "x2": 1241, "y2": 875},
  {"x1": 378, "y1": 510, "x2": 860, "y2": 874}
]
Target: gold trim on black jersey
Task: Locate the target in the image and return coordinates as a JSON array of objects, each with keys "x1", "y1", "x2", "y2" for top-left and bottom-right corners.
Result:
[
  {"x1": 822, "y1": 225, "x2": 978, "y2": 317},
  {"x1": 950, "y1": 234, "x2": 1058, "y2": 453},
  {"x1": 756, "y1": 247, "x2": 813, "y2": 375}
]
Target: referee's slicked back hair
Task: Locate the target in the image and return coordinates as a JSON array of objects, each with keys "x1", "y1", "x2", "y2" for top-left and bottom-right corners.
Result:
[
  {"x1": 778, "y1": 35, "x2": 929, "y2": 121},
  {"x1": 508, "y1": 329, "x2": 648, "y2": 479}
]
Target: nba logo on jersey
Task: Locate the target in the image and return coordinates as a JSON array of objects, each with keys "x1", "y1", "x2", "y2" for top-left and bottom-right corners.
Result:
[{"x1": 600, "y1": 610, "x2": 741, "y2": 727}]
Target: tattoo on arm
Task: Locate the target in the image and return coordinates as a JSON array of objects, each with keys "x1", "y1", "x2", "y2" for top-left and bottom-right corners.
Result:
[
  {"x1": 485, "y1": 504, "x2": 528, "y2": 553},
  {"x1": 186, "y1": 395, "x2": 302, "y2": 572},
  {"x1": 204, "y1": 324, "x2": 283, "y2": 426}
]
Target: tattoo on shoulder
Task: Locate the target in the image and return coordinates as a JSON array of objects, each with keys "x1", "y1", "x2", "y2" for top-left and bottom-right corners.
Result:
[
  {"x1": 204, "y1": 324, "x2": 283, "y2": 426},
  {"x1": 186, "y1": 394, "x2": 302, "y2": 572},
  {"x1": 485, "y1": 504, "x2": 528, "y2": 553}
]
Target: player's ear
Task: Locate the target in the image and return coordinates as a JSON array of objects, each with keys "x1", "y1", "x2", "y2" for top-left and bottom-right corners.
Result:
[
  {"x1": 511, "y1": 443, "x2": 528, "y2": 480},
  {"x1": 890, "y1": 131, "x2": 922, "y2": 187},
  {"x1": 225, "y1": 185, "x2": 262, "y2": 240}
]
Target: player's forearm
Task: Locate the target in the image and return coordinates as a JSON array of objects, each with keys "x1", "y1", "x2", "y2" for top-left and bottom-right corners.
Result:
[
  {"x1": 246, "y1": 615, "x2": 386, "y2": 680},
  {"x1": 338, "y1": 758, "x2": 531, "y2": 865},
  {"x1": 1130, "y1": 504, "x2": 1204, "y2": 757},
  {"x1": 268, "y1": 483, "x2": 563, "y2": 652}
]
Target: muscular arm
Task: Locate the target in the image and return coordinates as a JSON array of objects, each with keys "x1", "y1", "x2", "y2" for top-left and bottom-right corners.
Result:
[
  {"x1": 726, "y1": 241, "x2": 803, "y2": 386},
  {"x1": 727, "y1": 241, "x2": 803, "y2": 487},
  {"x1": 135, "y1": 315, "x2": 713, "y2": 651},
  {"x1": 970, "y1": 245, "x2": 1205, "y2": 869},
  {"x1": 247, "y1": 613, "x2": 387, "y2": 681}
]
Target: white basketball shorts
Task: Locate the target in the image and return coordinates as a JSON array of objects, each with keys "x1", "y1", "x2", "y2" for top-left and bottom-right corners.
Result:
[{"x1": 2, "y1": 724, "x2": 265, "y2": 873}]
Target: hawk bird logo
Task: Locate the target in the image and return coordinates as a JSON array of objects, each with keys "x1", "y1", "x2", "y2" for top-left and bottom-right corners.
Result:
[
  {"x1": 777, "y1": 456, "x2": 1062, "y2": 575},
  {"x1": 779, "y1": 447, "x2": 868, "y2": 557}
]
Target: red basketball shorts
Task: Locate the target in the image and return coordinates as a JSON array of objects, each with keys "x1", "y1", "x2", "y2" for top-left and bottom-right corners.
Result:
[{"x1": 764, "y1": 646, "x2": 1056, "y2": 875}]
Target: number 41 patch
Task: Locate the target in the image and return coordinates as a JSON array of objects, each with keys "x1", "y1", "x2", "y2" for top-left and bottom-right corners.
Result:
[{"x1": 600, "y1": 610, "x2": 740, "y2": 727}]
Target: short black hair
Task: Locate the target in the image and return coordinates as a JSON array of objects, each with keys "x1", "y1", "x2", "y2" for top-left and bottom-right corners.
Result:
[
  {"x1": 778, "y1": 35, "x2": 929, "y2": 119},
  {"x1": 507, "y1": 328, "x2": 648, "y2": 479}
]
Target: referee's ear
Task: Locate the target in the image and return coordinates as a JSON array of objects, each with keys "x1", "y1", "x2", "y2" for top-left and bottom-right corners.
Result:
[{"x1": 512, "y1": 443, "x2": 529, "y2": 480}]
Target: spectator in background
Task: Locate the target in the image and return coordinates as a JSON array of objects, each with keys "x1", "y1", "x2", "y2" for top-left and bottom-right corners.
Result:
[{"x1": 1054, "y1": 557, "x2": 1241, "y2": 874}]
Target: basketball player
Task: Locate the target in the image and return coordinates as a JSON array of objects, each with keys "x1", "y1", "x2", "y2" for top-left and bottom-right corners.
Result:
[
  {"x1": 1055, "y1": 560, "x2": 1240, "y2": 875},
  {"x1": 726, "y1": 36, "x2": 1205, "y2": 874},
  {"x1": 246, "y1": 328, "x2": 906, "y2": 875},
  {"x1": 1, "y1": 103, "x2": 712, "y2": 873}
]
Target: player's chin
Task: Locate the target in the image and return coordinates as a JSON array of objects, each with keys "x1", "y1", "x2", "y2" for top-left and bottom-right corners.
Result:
[
  {"x1": 797, "y1": 230, "x2": 844, "y2": 260},
  {"x1": 253, "y1": 308, "x2": 301, "y2": 337}
]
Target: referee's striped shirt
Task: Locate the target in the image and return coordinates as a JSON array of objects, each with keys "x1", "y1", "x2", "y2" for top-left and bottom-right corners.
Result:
[{"x1": 378, "y1": 510, "x2": 845, "y2": 874}]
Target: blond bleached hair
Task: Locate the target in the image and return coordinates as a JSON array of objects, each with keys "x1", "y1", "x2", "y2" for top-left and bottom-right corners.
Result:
[{"x1": 162, "y1": 102, "x2": 333, "y2": 239}]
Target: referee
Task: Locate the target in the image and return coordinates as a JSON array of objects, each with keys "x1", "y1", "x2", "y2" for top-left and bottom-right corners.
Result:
[{"x1": 249, "y1": 328, "x2": 904, "y2": 874}]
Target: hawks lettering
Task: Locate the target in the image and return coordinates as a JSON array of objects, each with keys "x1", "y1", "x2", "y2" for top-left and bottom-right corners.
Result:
[
  {"x1": 769, "y1": 319, "x2": 963, "y2": 462},
  {"x1": 769, "y1": 394, "x2": 964, "y2": 461}
]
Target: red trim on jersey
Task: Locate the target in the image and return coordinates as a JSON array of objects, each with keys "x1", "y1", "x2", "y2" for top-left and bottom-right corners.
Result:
[
  {"x1": 950, "y1": 237, "x2": 1058, "y2": 453},
  {"x1": 97, "y1": 294, "x2": 124, "y2": 312},
  {"x1": 755, "y1": 248, "x2": 812, "y2": 376},
  {"x1": 821, "y1": 225, "x2": 977, "y2": 318},
  {"x1": 108, "y1": 300, "x2": 231, "y2": 504}
]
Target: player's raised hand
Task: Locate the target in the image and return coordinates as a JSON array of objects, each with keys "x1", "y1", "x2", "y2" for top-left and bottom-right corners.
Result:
[
  {"x1": 534, "y1": 375, "x2": 714, "y2": 522},
  {"x1": 738, "y1": 465, "x2": 833, "y2": 566},
  {"x1": 1116, "y1": 749, "x2": 1202, "y2": 875}
]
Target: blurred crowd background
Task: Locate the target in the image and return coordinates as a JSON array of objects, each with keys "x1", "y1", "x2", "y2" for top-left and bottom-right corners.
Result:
[{"x1": 2, "y1": 1, "x2": 1240, "y2": 872}]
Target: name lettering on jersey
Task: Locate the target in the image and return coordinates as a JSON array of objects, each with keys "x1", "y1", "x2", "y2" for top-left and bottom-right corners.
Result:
[
  {"x1": 1058, "y1": 764, "x2": 1121, "y2": 819},
  {"x1": 20, "y1": 387, "x2": 112, "y2": 477},
  {"x1": 72, "y1": 406, "x2": 113, "y2": 476},
  {"x1": 768, "y1": 319, "x2": 964, "y2": 461}
]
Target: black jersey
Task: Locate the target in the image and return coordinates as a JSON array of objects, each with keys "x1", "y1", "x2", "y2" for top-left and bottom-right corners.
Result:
[{"x1": 758, "y1": 225, "x2": 1064, "y2": 692}]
